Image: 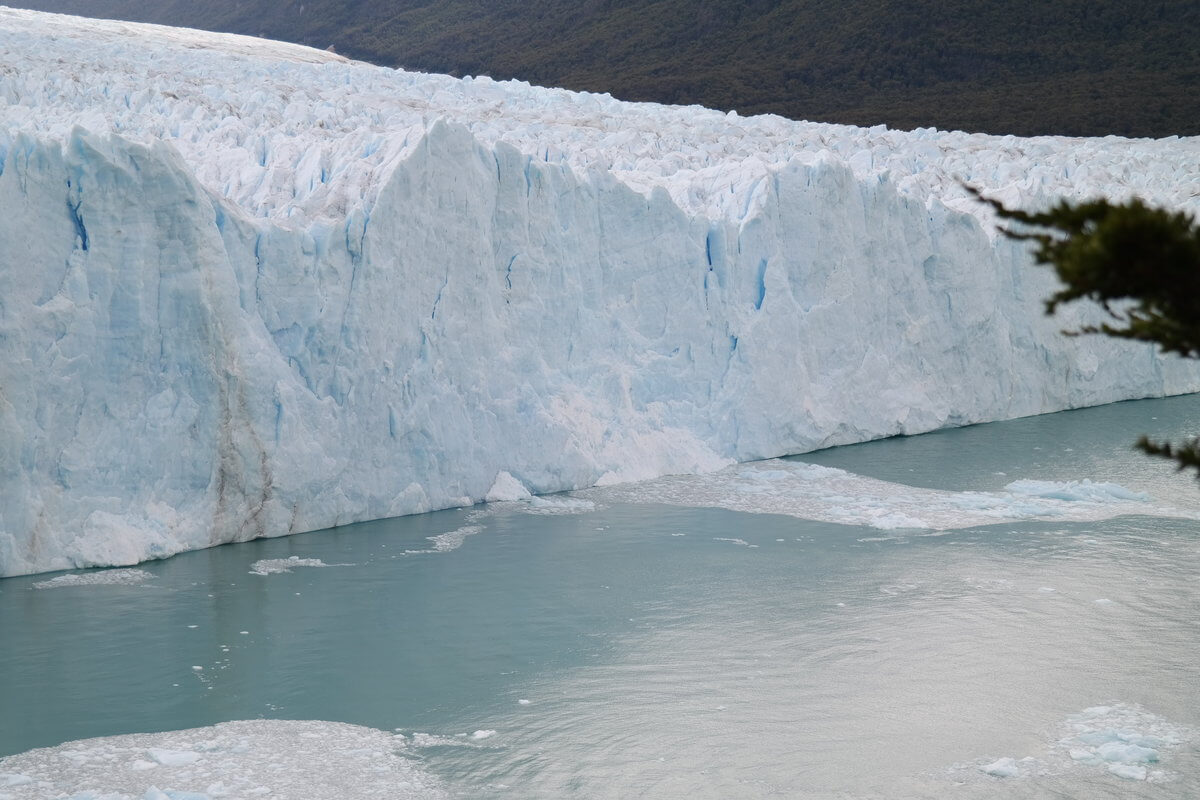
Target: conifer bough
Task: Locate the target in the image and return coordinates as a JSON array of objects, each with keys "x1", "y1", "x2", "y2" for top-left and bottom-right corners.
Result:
[{"x1": 973, "y1": 187, "x2": 1200, "y2": 478}]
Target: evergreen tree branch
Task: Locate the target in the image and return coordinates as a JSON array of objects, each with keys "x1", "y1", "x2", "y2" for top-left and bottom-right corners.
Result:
[
  {"x1": 967, "y1": 185, "x2": 1200, "y2": 479},
  {"x1": 1137, "y1": 436, "x2": 1200, "y2": 479},
  {"x1": 966, "y1": 185, "x2": 1200, "y2": 357}
]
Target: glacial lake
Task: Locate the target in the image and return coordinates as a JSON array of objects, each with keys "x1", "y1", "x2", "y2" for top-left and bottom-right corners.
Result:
[{"x1": 3, "y1": 395, "x2": 1200, "y2": 798}]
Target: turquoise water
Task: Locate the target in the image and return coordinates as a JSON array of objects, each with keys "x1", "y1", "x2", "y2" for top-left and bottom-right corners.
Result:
[{"x1": 3, "y1": 396, "x2": 1200, "y2": 797}]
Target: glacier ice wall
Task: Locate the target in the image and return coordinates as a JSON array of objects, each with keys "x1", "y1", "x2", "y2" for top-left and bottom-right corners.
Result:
[{"x1": 1, "y1": 8, "x2": 1199, "y2": 576}]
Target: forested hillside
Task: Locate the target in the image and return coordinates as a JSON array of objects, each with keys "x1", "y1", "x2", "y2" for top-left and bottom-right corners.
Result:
[{"x1": 11, "y1": 0, "x2": 1199, "y2": 137}]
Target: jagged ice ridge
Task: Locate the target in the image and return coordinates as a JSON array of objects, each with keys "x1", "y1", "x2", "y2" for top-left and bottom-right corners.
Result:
[{"x1": 2, "y1": 7, "x2": 1199, "y2": 576}]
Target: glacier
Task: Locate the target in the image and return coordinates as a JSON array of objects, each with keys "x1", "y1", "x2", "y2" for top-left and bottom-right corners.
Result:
[{"x1": 1, "y1": 7, "x2": 1199, "y2": 577}]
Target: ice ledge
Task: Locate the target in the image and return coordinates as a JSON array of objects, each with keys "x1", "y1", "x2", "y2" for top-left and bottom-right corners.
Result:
[{"x1": 1, "y1": 90, "x2": 1199, "y2": 576}]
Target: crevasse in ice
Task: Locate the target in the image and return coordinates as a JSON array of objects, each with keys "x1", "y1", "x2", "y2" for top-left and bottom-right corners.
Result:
[{"x1": 1, "y1": 7, "x2": 1198, "y2": 576}]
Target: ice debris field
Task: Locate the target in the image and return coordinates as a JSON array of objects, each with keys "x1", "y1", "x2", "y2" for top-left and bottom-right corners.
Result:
[
  {"x1": 580, "y1": 460, "x2": 1200, "y2": 531},
  {"x1": 959, "y1": 704, "x2": 1196, "y2": 785},
  {"x1": 0, "y1": 720, "x2": 450, "y2": 799},
  {"x1": 2, "y1": 7, "x2": 1200, "y2": 576},
  {"x1": 0, "y1": 704, "x2": 1190, "y2": 797}
]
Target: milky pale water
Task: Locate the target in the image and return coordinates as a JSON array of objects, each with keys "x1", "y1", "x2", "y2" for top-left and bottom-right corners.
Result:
[{"x1": 3, "y1": 396, "x2": 1200, "y2": 798}]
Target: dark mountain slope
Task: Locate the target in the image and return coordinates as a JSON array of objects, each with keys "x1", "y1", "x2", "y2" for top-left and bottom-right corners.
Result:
[{"x1": 11, "y1": 0, "x2": 1199, "y2": 137}]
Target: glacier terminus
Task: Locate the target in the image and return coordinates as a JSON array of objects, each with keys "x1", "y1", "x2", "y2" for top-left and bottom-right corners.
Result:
[{"x1": 1, "y1": 7, "x2": 1199, "y2": 577}]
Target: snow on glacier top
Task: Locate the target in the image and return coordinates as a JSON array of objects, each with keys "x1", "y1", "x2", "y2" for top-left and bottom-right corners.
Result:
[{"x1": 2, "y1": 5, "x2": 1198, "y2": 226}]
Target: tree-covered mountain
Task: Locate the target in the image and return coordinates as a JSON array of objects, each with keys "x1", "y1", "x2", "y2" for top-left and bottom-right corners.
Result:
[{"x1": 12, "y1": 0, "x2": 1200, "y2": 137}]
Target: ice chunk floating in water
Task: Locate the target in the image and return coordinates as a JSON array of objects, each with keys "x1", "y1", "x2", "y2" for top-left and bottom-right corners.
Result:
[
  {"x1": 403, "y1": 525, "x2": 485, "y2": 554},
  {"x1": 31, "y1": 568, "x2": 155, "y2": 589},
  {"x1": 1005, "y1": 480, "x2": 1151, "y2": 503},
  {"x1": 581, "y1": 460, "x2": 1200, "y2": 530},
  {"x1": 980, "y1": 757, "x2": 1023, "y2": 778},
  {"x1": 1059, "y1": 704, "x2": 1189, "y2": 781},
  {"x1": 248, "y1": 556, "x2": 341, "y2": 575},
  {"x1": 1, "y1": 7, "x2": 1199, "y2": 576},
  {"x1": 0, "y1": 720, "x2": 447, "y2": 799},
  {"x1": 958, "y1": 704, "x2": 1194, "y2": 786}
]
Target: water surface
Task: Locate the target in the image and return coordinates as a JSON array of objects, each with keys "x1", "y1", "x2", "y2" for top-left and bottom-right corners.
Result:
[{"x1": 3, "y1": 396, "x2": 1199, "y2": 797}]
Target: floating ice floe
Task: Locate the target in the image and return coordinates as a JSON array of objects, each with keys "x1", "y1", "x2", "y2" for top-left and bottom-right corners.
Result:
[
  {"x1": 1059, "y1": 704, "x2": 1190, "y2": 781},
  {"x1": 403, "y1": 525, "x2": 485, "y2": 555},
  {"x1": 1006, "y1": 480, "x2": 1151, "y2": 503},
  {"x1": 580, "y1": 459, "x2": 1200, "y2": 530},
  {"x1": 980, "y1": 756, "x2": 1024, "y2": 778},
  {"x1": 518, "y1": 497, "x2": 598, "y2": 515},
  {"x1": 402, "y1": 732, "x2": 491, "y2": 749},
  {"x1": 248, "y1": 556, "x2": 343, "y2": 575},
  {"x1": 478, "y1": 473, "x2": 598, "y2": 516},
  {"x1": 0, "y1": 720, "x2": 447, "y2": 799},
  {"x1": 964, "y1": 703, "x2": 1193, "y2": 786},
  {"x1": 31, "y1": 569, "x2": 155, "y2": 590}
]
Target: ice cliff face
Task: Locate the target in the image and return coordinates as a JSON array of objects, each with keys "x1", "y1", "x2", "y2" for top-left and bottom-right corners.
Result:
[{"x1": 1, "y1": 7, "x2": 1198, "y2": 576}]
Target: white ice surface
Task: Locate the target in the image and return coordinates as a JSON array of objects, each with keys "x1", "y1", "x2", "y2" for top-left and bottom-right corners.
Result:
[
  {"x1": 0, "y1": 720, "x2": 446, "y2": 799},
  {"x1": 408, "y1": 524, "x2": 483, "y2": 554},
  {"x1": 956, "y1": 704, "x2": 1193, "y2": 786},
  {"x1": 247, "y1": 556, "x2": 337, "y2": 575},
  {"x1": 1005, "y1": 480, "x2": 1150, "y2": 503},
  {"x1": 2, "y1": 7, "x2": 1199, "y2": 575},
  {"x1": 485, "y1": 472, "x2": 532, "y2": 503},
  {"x1": 980, "y1": 757, "x2": 1022, "y2": 778},
  {"x1": 470, "y1": 495, "x2": 598, "y2": 520},
  {"x1": 579, "y1": 459, "x2": 1200, "y2": 530},
  {"x1": 1059, "y1": 704, "x2": 1185, "y2": 781},
  {"x1": 31, "y1": 568, "x2": 154, "y2": 589}
]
